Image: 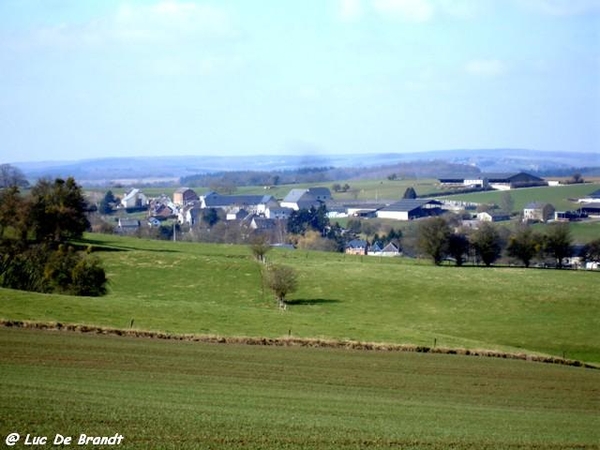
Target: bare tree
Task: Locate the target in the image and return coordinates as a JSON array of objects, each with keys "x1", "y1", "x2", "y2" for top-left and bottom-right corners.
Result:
[
  {"x1": 0, "y1": 164, "x2": 28, "y2": 188},
  {"x1": 249, "y1": 235, "x2": 271, "y2": 263},
  {"x1": 265, "y1": 264, "x2": 298, "y2": 308},
  {"x1": 499, "y1": 191, "x2": 514, "y2": 214}
]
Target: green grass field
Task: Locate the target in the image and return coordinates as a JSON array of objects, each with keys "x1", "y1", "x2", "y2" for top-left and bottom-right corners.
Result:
[
  {"x1": 1, "y1": 328, "x2": 598, "y2": 450},
  {"x1": 439, "y1": 183, "x2": 600, "y2": 212},
  {"x1": 104, "y1": 178, "x2": 443, "y2": 202},
  {"x1": 1, "y1": 234, "x2": 598, "y2": 363}
]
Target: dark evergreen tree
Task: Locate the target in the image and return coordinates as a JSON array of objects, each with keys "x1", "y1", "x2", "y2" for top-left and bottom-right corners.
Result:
[
  {"x1": 201, "y1": 208, "x2": 220, "y2": 227},
  {"x1": 403, "y1": 187, "x2": 417, "y2": 199},
  {"x1": 28, "y1": 177, "x2": 90, "y2": 242},
  {"x1": 447, "y1": 233, "x2": 470, "y2": 266},
  {"x1": 98, "y1": 190, "x2": 116, "y2": 214}
]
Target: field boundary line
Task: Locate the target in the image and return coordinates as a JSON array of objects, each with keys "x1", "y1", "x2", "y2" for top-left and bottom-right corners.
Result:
[{"x1": 2, "y1": 319, "x2": 598, "y2": 370}]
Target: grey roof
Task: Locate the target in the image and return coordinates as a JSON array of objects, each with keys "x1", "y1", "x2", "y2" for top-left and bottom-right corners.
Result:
[
  {"x1": 483, "y1": 172, "x2": 544, "y2": 182},
  {"x1": 252, "y1": 217, "x2": 276, "y2": 229},
  {"x1": 439, "y1": 172, "x2": 545, "y2": 183},
  {"x1": 524, "y1": 202, "x2": 551, "y2": 209},
  {"x1": 204, "y1": 194, "x2": 267, "y2": 207},
  {"x1": 283, "y1": 187, "x2": 331, "y2": 204},
  {"x1": 267, "y1": 206, "x2": 293, "y2": 213},
  {"x1": 118, "y1": 218, "x2": 140, "y2": 228},
  {"x1": 347, "y1": 239, "x2": 368, "y2": 248},
  {"x1": 380, "y1": 199, "x2": 439, "y2": 212},
  {"x1": 382, "y1": 242, "x2": 400, "y2": 253},
  {"x1": 283, "y1": 189, "x2": 313, "y2": 203},
  {"x1": 307, "y1": 187, "x2": 332, "y2": 197},
  {"x1": 370, "y1": 241, "x2": 383, "y2": 251}
]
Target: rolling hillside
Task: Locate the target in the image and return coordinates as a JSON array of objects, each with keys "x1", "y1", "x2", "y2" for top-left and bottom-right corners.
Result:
[{"x1": 1, "y1": 234, "x2": 598, "y2": 363}]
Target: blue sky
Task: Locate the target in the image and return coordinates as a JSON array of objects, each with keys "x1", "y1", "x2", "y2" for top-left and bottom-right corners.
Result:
[{"x1": 0, "y1": 0, "x2": 598, "y2": 163}]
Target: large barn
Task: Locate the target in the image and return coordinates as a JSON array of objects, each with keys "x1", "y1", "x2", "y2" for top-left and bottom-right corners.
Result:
[
  {"x1": 439, "y1": 172, "x2": 545, "y2": 190},
  {"x1": 376, "y1": 199, "x2": 443, "y2": 221}
]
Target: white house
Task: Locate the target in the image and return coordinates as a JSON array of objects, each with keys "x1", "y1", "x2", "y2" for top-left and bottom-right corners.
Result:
[
  {"x1": 280, "y1": 187, "x2": 332, "y2": 210},
  {"x1": 476, "y1": 212, "x2": 510, "y2": 222},
  {"x1": 523, "y1": 202, "x2": 555, "y2": 223},
  {"x1": 121, "y1": 189, "x2": 149, "y2": 208},
  {"x1": 578, "y1": 189, "x2": 600, "y2": 204}
]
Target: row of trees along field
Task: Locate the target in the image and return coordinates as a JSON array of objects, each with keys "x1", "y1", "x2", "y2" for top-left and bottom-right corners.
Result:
[
  {"x1": 416, "y1": 216, "x2": 600, "y2": 268},
  {"x1": 0, "y1": 176, "x2": 108, "y2": 296}
]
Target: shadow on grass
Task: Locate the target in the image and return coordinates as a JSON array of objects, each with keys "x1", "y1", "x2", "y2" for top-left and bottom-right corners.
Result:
[
  {"x1": 286, "y1": 298, "x2": 342, "y2": 306},
  {"x1": 74, "y1": 239, "x2": 180, "y2": 253}
]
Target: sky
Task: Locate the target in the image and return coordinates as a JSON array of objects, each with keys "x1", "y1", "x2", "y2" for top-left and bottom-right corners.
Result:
[{"x1": 0, "y1": 0, "x2": 599, "y2": 163}]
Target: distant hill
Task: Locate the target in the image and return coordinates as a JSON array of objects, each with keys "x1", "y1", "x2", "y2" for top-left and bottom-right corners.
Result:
[{"x1": 12, "y1": 149, "x2": 598, "y2": 185}]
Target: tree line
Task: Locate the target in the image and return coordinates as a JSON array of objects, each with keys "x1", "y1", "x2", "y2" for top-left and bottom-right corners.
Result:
[
  {"x1": 0, "y1": 177, "x2": 107, "y2": 296},
  {"x1": 415, "y1": 215, "x2": 599, "y2": 269}
]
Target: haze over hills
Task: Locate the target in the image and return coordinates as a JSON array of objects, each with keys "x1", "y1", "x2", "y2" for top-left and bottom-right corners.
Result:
[{"x1": 12, "y1": 149, "x2": 599, "y2": 185}]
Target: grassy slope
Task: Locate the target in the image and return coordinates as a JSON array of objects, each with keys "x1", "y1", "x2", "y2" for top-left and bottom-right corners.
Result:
[
  {"x1": 1, "y1": 328, "x2": 598, "y2": 450},
  {"x1": 438, "y1": 183, "x2": 600, "y2": 212},
  {"x1": 1, "y1": 234, "x2": 598, "y2": 363},
  {"x1": 106, "y1": 179, "x2": 443, "y2": 202}
]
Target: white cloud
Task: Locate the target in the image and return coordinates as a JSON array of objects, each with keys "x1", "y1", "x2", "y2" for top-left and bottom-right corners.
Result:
[
  {"x1": 337, "y1": 0, "x2": 364, "y2": 22},
  {"x1": 113, "y1": 1, "x2": 237, "y2": 43},
  {"x1": 373, "y1": 0, "x2": 435, "y2": 22},
  {"x1": 19, "y1": 1, "x2": 236, "y2": 49},
  {"x1": 465, "y1": 59, "x2": 507, "y2": 77},
  {"x1": 516, "y1": 0, "x2": 600, "y2": 16},
  {"x1": 436, "y1": 0, "x2": 494, "y2": 19}
]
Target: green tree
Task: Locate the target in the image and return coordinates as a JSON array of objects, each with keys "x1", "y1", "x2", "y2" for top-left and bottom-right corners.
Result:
[
  {"x1": 70, "y1": 255, "x2": 108, "y2": 296},
  {"x1": 287, "y1": 205, "x2": 329, "y2": 236},
  {"x1": 0, "y1": 242, "x2": 49, "y2": 292},
  {"x1": 579, "y1": 238, "x2": 600, "y2": 263},
  {"x1": 447, "y1": 233, "x2": 470, "y2": 267},
  {"x1": 507, "y1": 226, "x2": 542, "y2": 268},
  {"x1": 417, "y1": 216, "x2": 451, "y2": 265},
  {"x1": 265, "y1": 264, "x2": 298, "y2": 308},
  {"x1": 0, "y1": 177, "x2": 108, "y2": 297},
  {"x1": 201, "y1": 208, "x2": 220, "y2": 227},
  {"x1": 0, "y1": 186, "x2": 26, "y2": 238},
  {"x1": 471, "y1": 222, "x2": 502, "y2": 267},
  {"x1": 28, "y1": 177, "x2": 90, "y2": 242},
  {"x1": 43, "y1": 244, "x2": 79, "y2": 292},
  {"x1": 544, "y1": 223, "x2": 573, "y2": 268}
]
